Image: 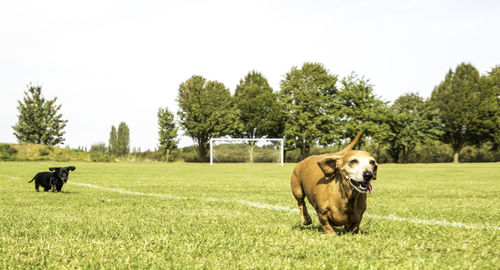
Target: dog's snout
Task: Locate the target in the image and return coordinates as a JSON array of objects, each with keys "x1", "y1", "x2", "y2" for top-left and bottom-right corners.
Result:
[{"x1": 363, "y1": 171, "x2": 373, "y2": 181}]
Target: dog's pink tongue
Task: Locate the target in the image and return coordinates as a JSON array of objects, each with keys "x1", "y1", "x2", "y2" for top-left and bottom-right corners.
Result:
[{"x1": 368, "y1": 183, "x2": 373, "y2": 195}]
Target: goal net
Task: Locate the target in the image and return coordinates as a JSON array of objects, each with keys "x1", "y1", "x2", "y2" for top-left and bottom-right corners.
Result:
[{"x1": 209, "y1": 138, "x2": 284, "y2": 165}]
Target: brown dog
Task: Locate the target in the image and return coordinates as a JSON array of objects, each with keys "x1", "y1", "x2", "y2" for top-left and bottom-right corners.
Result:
[{"x1": 291, "y1": 131, "x2": 377, "y2": 234}]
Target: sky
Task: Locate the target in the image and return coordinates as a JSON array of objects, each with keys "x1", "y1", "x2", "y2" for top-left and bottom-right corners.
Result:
[{"x1": 1, "y1": 0, "x2": 499, "y2": 150}]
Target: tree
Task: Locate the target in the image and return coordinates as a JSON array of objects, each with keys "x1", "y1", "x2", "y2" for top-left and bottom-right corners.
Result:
[
  {"x1": 279, "y1": 62, "x2": 339, "y2": 160},
  {"x1": 480, "y1": 65, "x2": 500, "y2": 150},
  {"x1": 12, "y1": 84, "x2": 67, "y2": 145},
  {"x1": 234, "y1": 71, "x2": 284, "y2": 162},
  {"x1": 177, "y1": 75, "x2": 241, "y2": 161},
  {"x1": 116, "y1": 122, "x2": 130, "y2": 156},
  {"x1": 158, "y1": 107, "x2": 178, "y2": 162},
  {"x1": 337, "y1": 73, "x2": 390, "y2": 153},
  {"x1": 384, "y1": 93, "x2": 443, "y2": 163},
  {"x1": 431, "y1": 63, "x2": 497, "y2": 163},
  {"x1": 108, "y1": 126, "x2": 118, "y2": 155}
]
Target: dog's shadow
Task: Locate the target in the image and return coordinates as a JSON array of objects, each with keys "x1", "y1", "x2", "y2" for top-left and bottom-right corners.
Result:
[
  {"x1": 292, "y1": 223, "x2": 370, "y2": 236},
  {"x1": 53, "y1": 191, "x2": 79, "y2": 194},
  {"x1": 293, "y1": 223, "x2": 323, "y2": 233}
]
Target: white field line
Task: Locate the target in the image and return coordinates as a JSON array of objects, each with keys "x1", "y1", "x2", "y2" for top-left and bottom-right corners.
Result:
[
  {"x1": 363, "y1": 213, "x2": 499, "y2": 230},
  {"x1": 71, "y1": 182, "x2": 188, "y2": 200},
  {"x1": 2, "y1": 174, "x2": 499, "y2": 231},
  {"x1": 0, "y1": 174, "x2": 23, "y2": 180},
  {"x1": 69, "y1": 182, "x2": 500, "y2": 231}
]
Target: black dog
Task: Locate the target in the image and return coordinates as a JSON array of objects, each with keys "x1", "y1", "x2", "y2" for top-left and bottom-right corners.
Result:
[{"x1": 28, "y1": 166, "x2": 76, "y2": 192}]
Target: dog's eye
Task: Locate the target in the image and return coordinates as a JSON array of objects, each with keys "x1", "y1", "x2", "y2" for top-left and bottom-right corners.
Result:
[
  {"x1": 349, "y1": 159, "x2": 358, "y2": 166},
  {"x1": 370, "y1": 160, "x2": 376, "y2": 166}
]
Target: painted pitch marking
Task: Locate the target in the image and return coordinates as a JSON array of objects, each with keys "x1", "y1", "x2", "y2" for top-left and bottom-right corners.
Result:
[
  {"x1": 69, "y1": 181, "x2": 500, "y2": 231},
  {"x1": 2, "y1": 174, "x2": 498, "y2": 231}
]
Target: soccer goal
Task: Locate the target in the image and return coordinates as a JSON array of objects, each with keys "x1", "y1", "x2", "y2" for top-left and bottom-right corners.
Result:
[{"x1": 209, "y1": 138, "x2": 284, "y2": 165}]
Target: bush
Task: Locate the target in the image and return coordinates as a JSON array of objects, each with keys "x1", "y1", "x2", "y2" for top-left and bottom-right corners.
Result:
[
  {"x1": 0, "y1": 144, "x2": 18, "y2": 161},
  {"x1": 90, "y1": 143, "x2": 107, "y2": 154},
  {"x1": 284, "y1": 149, "x2": 301, "y2": 163},
  {"x1": 181, "y1": 151, "x2": 205, "y2": 162},
  {"x1": 254, "y1": 149, "x2": 279, "y2": 162},
  {"x1": 204, "y1": 144, "x2": 284, "y2": 163},
  {"x1": 38, "y1": 147, "x2": 51, "y2": 156},
  {"x1": 459, "y1": 142, "x2": 500, "y2": 162},
  {"x1": 90, "y1": 152, "x2": 113, "y2": 162},
  {"x1": 164, "y1": 149, "x2": 182, "y2": 162},
  {"x1": 213, "y1": 150, "x2": 247, "y2": 163},
  {"x1": 134, "y1": 150, "x2": 163, "y2": 161}
]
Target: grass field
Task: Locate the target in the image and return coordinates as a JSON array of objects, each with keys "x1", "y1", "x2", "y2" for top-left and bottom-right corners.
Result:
[{"x1": 0, "y1": 162, "x2": 499, "y2": 269}]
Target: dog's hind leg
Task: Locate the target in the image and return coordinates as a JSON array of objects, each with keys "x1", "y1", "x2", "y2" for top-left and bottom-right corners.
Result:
[{"x1": 291, "y1": 172, "x2": 312, "y2": 225}]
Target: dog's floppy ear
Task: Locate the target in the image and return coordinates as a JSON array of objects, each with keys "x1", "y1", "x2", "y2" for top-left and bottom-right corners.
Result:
[
  {"x1": 317, "y1": 155, "x2": 342, "y2": 177},
  {"x1": 49, "y1": 167, "x2": 60, "y2": 171},
  {"x1": 372, "y1": 164, "x2": 378, "y2": 180},
  {"x1": 67, "y1": 166, "x2": 76, "y2": 171}
]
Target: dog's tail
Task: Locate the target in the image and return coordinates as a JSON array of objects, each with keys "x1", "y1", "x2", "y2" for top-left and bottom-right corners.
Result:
[
  {"x1": 28, "y1": 174, "x2": 37, "y2": 183},
  {"x1": 335, "y1": 130, "x2": 362, "y2": 155}
]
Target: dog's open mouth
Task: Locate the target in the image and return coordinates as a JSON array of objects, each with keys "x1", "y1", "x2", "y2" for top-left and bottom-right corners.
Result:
[{"x1": 350, "y1": 179, "x2": 373, "y2": 194}]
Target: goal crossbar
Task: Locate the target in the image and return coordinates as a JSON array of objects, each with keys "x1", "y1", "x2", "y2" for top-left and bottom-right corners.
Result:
[{"x1": 209, "y1": 138, "x2": 284, "y2": 165}]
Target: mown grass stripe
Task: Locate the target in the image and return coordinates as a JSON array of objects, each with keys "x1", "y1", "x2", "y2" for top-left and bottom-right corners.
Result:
[
  {"x1": 68, "y1": 181, "x2": 500, "y2": 231},
  {"x1": 2, "y1": 174, "x2": 498, "y2": 231}
]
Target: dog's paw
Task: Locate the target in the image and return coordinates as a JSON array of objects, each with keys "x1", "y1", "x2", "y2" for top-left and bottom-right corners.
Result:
[{"x1": 302, "y1": 218, "x2": 312, "y2": 225}]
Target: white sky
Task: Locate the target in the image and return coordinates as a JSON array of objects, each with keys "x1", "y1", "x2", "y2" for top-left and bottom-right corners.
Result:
[{"x1": 1, "y1": 0, "x2": 499, "y2": 150}]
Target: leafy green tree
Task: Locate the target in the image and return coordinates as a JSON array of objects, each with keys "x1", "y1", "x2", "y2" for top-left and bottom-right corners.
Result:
[
  {"x1": 279, "y1": 62, "x2": 339, "y2": 159},
  {"x1": 12, "y1": 84, "x2": 67, "y2": 145},
  {"x1": 116, "y1": 122, "x2": 130, "y2": 156},
  {"x1": 480, "y1": 65, "x2": 500, "y2": 150},
  {"x1": 234, "y1": 71, "x2": 284, "y2": 162},
  {"x1": 384, "y1": 93, "x2": 443, "y2": 163},
  {"x1": 177, "y1": 75, "x2": 241, "y2": 161},
  {"x1": 158, "y1": 107, "x2": 178, "y2": 162},
  {"x1": 337, "y1": 73, "x2": 390, "y2": 153},
  {"x1": 108, "y1": 126, "x2": 118, "y2": 155},
  {"x1": 431, "y1": 63, "x2": 498, "y2": 163}
]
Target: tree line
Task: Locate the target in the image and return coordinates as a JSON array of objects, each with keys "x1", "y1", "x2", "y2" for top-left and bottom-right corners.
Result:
[
  {"x1": 11, "y1": 62, "x2": 500, "y2": 163},
  {"x1": 171, "y1": 62, "x2": 499, "y2": 163}
]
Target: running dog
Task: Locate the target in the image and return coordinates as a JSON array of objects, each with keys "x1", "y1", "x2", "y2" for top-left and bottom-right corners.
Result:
[
  {"x1": 291, "y1": 131, "x2": 377, "y2": 234},
  {"x1": 28, "y1": 166, "x2": 76, "y2": 192}
]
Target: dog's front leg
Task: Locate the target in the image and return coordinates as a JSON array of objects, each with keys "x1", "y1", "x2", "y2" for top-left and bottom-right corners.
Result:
[
  {"x1": 344, "y1": 223, "x2": 360, "y2": 234},
  {"x1": 317, "y1": 213, "x2": 337, "y2": 235},
  {"x1": 49, "y1": 177, "x2": 57, "y2": 192}
]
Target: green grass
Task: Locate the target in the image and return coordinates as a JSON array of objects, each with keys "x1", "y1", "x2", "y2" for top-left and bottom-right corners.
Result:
[{"x1": 0, "y1": 162, "x2": 498, "y2": 269}]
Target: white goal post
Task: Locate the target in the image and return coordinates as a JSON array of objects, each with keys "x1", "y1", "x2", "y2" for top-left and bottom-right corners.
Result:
[{"x1": 209, "y1": 138, "x2": 284, "y2": 165}]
